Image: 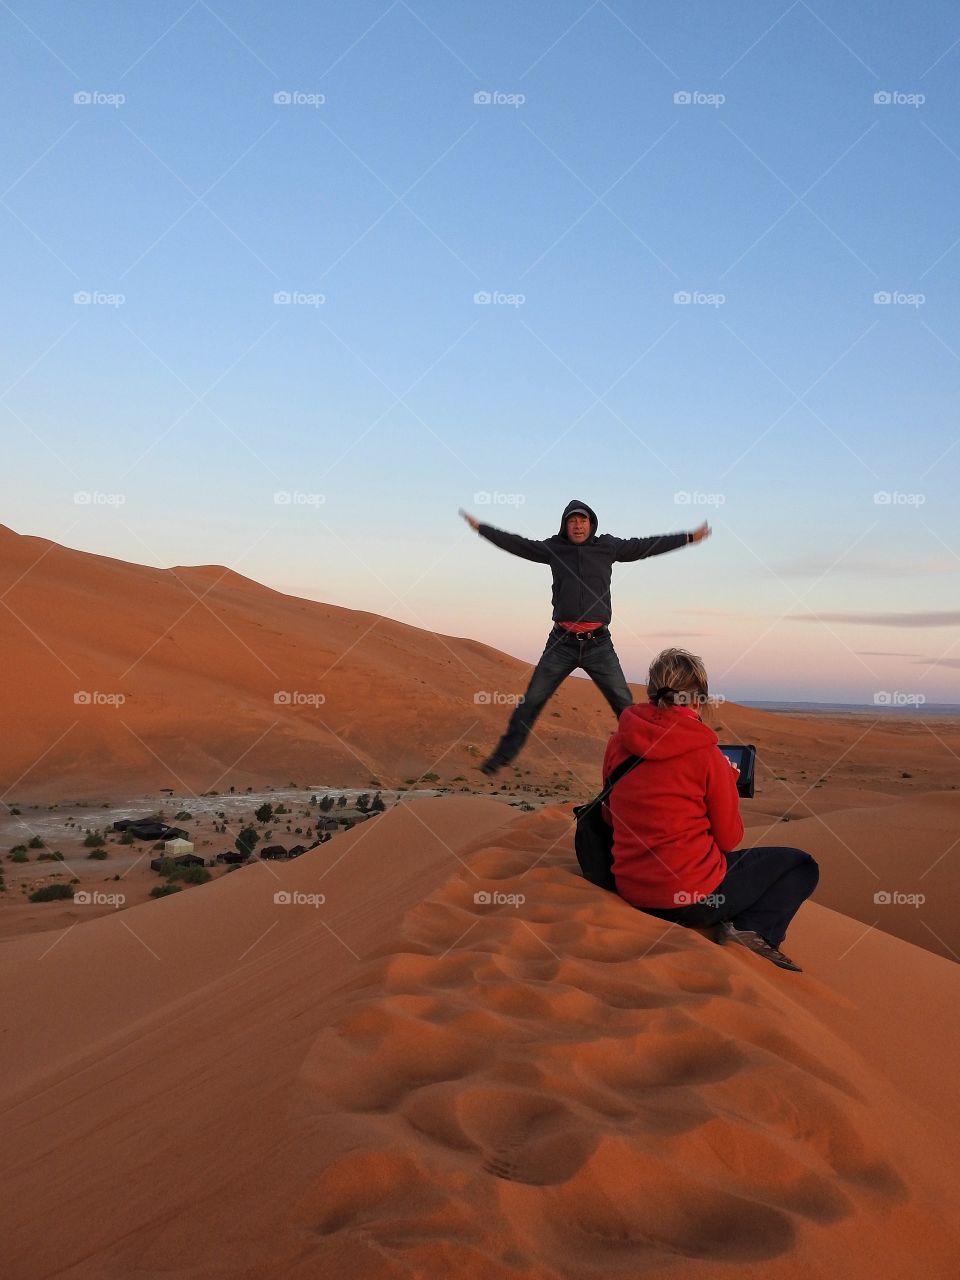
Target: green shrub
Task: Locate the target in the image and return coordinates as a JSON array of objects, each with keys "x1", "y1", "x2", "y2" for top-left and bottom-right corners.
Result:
[
  {"x1": 150, "y1": 883, "x2": 182, "y2": 898},
  {"x1": 235, "y1": 826, "x2": 259, "y2": 859},
  {"x1": 87, "y1": 849, "x2": 109, "y2": 860},
  {"x1": 28, "y1": 835, "x2": 45, "y2": 849},
  {"x1": 120, "y1": 829, "x2": 135, "y2": 844},
  {"x1": 83, "y1": 831, "x2": 105, "y2": 848},
  {"x1": 29, "y1": 883, "x2": 74, "y2": 902},
  {"x1": 169, "y1": 865, "x2": 210, "y2": 885},
  {"x1": 9, "y1": 849, "x2": 28, "y2": 863}
]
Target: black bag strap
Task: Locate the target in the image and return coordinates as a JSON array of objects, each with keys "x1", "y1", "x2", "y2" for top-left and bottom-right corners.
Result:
[{"x1": 578, "y1": 754, "x2": 644, "y2": 816}]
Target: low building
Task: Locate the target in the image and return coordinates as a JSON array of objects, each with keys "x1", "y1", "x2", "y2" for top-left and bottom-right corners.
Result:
[{"x1": 164, "y1": 837, "x2": 194, "y2": 856}]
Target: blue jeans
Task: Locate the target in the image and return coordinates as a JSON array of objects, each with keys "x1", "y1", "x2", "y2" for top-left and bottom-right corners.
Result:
[
  {"x1": 638, "y1": 846, "x2": 820, "y2": 948},
  {"x1": 487, "y1": 626, "x2": 632, "y2": 766}
]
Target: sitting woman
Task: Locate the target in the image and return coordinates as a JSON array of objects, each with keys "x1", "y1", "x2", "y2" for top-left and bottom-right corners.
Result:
[{"x1": 602, "y1": 647, "x2": 818, "y2": 971}]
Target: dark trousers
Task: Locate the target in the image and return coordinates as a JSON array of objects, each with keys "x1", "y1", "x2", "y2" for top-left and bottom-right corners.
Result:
[
  {"x1": 639, "y1": 846, "x2": 820, "y2": 948},
  {"x1": 488, "y1": 626, "x2": 632, "y2": 767}
]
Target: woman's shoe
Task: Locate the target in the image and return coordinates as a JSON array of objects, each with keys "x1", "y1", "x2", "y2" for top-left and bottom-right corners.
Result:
[{"x1": 717, "y1": 921, "x2": 802, "y2": 972}]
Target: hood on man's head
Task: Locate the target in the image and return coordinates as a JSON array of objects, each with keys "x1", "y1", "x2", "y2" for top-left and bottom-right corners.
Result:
[{"x1": 559, "y1": 498, "x2": 598, "y2": 539}]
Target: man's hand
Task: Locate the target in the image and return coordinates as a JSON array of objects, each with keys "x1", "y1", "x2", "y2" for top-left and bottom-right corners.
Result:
[
  {"x1": 459, "y1": 508, "x2": 480, "y2": 532},
  {"x1": 689, "y1": 521, "x2": 712, "y2": 544}
]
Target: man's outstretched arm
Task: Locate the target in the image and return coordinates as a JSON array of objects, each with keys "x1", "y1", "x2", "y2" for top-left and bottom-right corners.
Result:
[
  {"x1": 459, "y1": 508, "x2": 551, "y2": 563},
  {"x1": 611, "y1": 520, "x2": 711, "y2": 562}
]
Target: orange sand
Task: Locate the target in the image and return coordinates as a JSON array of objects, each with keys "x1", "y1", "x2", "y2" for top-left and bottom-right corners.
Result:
[{"x1": 0, "y1": 798, "x2": 957, "y2": 1278}]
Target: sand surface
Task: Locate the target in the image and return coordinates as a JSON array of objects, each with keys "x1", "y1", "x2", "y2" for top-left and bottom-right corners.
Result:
[
  {"x1": 2, "y1": 523, "x2": 959, "y2": 1278},
  {"x1": 1, "y1": 797, "x2": 958, "y2": 1279}
]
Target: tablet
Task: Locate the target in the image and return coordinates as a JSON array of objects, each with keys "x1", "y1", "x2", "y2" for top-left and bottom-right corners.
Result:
[{"x1": 718, "y1": 744, "x2": 757, "y2": 798}]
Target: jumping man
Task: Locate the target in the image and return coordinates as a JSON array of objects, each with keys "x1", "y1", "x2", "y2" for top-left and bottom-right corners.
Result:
[{"x1": 460, "y1": 499, "x2": 711, "y2": 775}]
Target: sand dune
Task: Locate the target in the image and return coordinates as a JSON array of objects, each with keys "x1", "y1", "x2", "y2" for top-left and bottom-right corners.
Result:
[
  {"x1": 743, "y1": 790, "x2": 960, "y2": 961},
  {"x1": 3, "y1": 522, "x2": 959, "y2": 806},
  {"x1": 0, "y1": 522, "x2": 622, "y2": 798},
  {"x1": 1, "y1": 797, "x2": 957, "y2": 1279}
]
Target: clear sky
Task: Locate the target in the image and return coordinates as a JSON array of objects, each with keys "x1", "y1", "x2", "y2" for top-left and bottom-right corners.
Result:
[{"x1": 2, "y1": 1, "x2": 958, "y2": 703}]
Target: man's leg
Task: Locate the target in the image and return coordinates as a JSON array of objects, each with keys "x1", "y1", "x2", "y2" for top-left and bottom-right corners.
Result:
[
  {"x1": 483, "y1": 630, "x2": 580, "y2": 770},
  {"x1": 578, "y1": 632, "x2": 634, "y2": 718}
]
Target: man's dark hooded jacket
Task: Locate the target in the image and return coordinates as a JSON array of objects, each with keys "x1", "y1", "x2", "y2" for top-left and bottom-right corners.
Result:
[{"x1": 477, "y1": 499, "x2": 690, "y2": 625}]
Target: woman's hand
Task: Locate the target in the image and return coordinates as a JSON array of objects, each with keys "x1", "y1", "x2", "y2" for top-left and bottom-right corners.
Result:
[{"x1": 459, "y1": 508, "x2": 480, "y2": 531}]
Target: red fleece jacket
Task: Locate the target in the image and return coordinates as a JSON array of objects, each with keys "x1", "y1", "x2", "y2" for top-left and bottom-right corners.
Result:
[{"x1": 601, "y1": 703, "x2": 743, "y2": 909}]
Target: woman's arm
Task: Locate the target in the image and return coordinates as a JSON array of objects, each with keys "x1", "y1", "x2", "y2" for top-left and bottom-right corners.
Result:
[{"x1": 705, "y1": 748, "x2": 744, "y2": 851}]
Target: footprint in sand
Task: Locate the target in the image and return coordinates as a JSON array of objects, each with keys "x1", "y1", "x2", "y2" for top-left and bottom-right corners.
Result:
[
  {"x1": 398, "y1": 1078, "x2": 598, "y2": 1187},
  {"x1": 292, "y1": 819, "x2": 910, "y2": 1276}
]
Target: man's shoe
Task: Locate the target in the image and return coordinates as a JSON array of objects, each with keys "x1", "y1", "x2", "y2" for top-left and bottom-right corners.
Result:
[{"x1": 717, "y1": 921, "x2": 802, "y2": 972}]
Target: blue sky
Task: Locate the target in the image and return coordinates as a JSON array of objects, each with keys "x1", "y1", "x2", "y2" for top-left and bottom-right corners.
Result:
[{"x1": 2, "y1": 0, "x2": 958, "y2": 702}]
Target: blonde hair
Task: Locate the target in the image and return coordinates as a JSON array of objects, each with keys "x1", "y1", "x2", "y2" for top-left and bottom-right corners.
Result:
[{"x1": 647, "y1": 647, "x2": 709, "y2": 710}]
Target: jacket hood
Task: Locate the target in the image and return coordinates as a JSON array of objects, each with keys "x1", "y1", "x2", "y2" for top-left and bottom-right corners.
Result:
[
  {"x1": 559, "y1": 498, "x2": 598, "y2": 539},
  {"x1": 615, "y1": 702, "x2": 718, "y2": 760}
]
